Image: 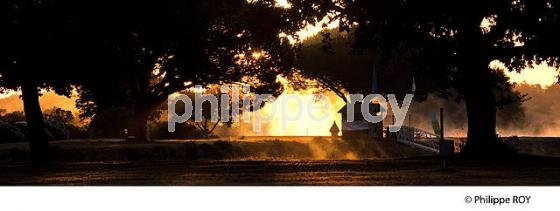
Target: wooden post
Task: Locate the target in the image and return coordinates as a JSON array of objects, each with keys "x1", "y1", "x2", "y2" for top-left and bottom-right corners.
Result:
[
  {"x1": 440, "y1": 108, "x2": 444, "y2": 142},
  {"x1": 440, "y1": 108, "x2": 446, "y2": 170}
]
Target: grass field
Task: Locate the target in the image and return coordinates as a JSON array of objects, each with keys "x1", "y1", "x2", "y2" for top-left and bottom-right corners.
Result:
[{"x1": 0, "y1": 137, "x2": 559, "y2": 185}]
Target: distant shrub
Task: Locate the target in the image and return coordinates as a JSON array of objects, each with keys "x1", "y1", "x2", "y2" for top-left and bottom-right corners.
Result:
[
  {"x1": 44, "y1": 107, "x2": 75, "y2": 125},
  {"x1": 14, "y1": 121, "x2": 27, "y2": 133},
  {"x1": 0, "y1": 111, "x2": 26, "y2": 125},
  {"x1": 150, "y1": 121, "x2": 204, "y2": 139},
  {"x1": 66, "y1": 124, "x2": 89, "y2": 139},
  {"x1": 504, "y1": 136, "x2": 521, "y2": 143},
  {"x1": 10, "y1": 121, "x2": 54, "y2": 141},
  {"x1": 44, "y1": 107, "x2": 89, "y2": 139},
  {"x1": 0, "y1": 121, "x2": 25, "y2": 143},
  {"x1": 87, "y1": 107, "x2": 133, "y2": 138},
  {"x1": 44, "y1": 119, "x2": 69, "y2": 140}
]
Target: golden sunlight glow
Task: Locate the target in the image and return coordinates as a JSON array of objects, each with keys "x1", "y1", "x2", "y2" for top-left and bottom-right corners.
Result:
[
  {"x1": 191, "y1": 86, "x2": 207, "y2": 93},
  {"x1": 0, "y1": 90, "x2": 79, "y2": 114},
  {"x1": 0, "y1": 90, "x2": 17, "y2": 99},
  {"x1": 152, "y1": 64, "x2": 161, "y2": 76},
  {"x1": 506, "y1": 65, "x2": 559, "y2": 89},
  {"x1": 251, "y1": 50, "x2": 267, "y2": 59},
  {"x1": 254, "y1": 75, "x2": 346, "y2": 136},
  {"x1": 275, "y1": 0, "x2": 292, "y2": 8},
  {"x1": 235, "y1": 50, "x2": 270, "y2": 66},
  {"x1": 480, "y1": 15, "x2": 497, "y2": 34},
  {"x1": 491, "y1": 60, "x2": 559, "y2": 89},
  {"x1": 299, "y1": 18, "x2": 340, "y2": 40},
  {"x1": 280, "y1": 17, "x2": 340, "y2": 44}
]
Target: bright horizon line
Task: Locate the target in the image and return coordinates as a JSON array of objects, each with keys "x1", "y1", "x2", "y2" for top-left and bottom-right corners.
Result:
[{"x1": 1, "y1": 62, "x2": 557, "y2": 100}]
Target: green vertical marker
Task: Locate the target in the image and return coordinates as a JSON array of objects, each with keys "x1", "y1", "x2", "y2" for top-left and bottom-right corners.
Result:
[{"x1": 431, "y1": 113, "x2": 441, "y2": 139}]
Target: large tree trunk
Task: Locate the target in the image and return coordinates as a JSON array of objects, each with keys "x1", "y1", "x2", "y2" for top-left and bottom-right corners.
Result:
[
  {"x1": 129, "y1": 111, "x2": 150, "y2": 142},
  {"x1": 462, "y1": 80, "x2": 498, "y2": 154},
  {"x1": 453, "y1": 21, "x2": 514, "y2": 158},
  {"x1": 128, "y1": 98, "x2": 165, "y2": 142},
  {"x1": 21, "y1": 82, "x2": 50, "y2": 165},
  {"x1": 460, "y1": 47, "x2": 512, "y2": 158}
]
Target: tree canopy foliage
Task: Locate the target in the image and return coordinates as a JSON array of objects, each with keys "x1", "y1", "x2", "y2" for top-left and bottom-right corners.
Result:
[
  {"x1": 72, "y1": 0, "x2": 300, "y2": 141},
  {"x1": 0, "y1": 0, "x2": 304, "y2": 163},
  {"x1": 288, "y1": 0, "x2": 559, "y2": 156}
]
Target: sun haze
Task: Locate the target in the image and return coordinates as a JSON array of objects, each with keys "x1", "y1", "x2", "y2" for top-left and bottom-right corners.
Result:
[
  {"x1": 506, "y1": 64, "x2": 559, "y2": 89},
  {"x1": 491, "y1": 60, "x2": 559, "y2": 89}
]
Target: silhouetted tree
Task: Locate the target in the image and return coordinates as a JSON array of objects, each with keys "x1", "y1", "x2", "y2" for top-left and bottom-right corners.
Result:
[
  {"x1": 0, "y1": 111, "x2": 26, "y2": 125},
  {"x1": 171, "y1": 86, "x2": 247, "y2": 139},
  {"x1": 0, "y1": 0, "x2": 79, "y2": 165},
  {"x1": 288, "y1": 0, "x2": 559, "y2": 157},
  {"x1": 296, "y1": 31, "x2": 430, "y2": 101},
  {"x1": 298, "y1": 30, "x2": 527, "y2": 129},
  {"x1": 73, "y1": 0, "x2": 299, "y2": 141},
  {"x1": 44, "y1": 107, "x2": 74, "y2": 125}
]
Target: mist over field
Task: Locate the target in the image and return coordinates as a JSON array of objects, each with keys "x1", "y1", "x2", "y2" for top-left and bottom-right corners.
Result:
[
  {"x1": 409, "y1": 83, "x2": 560, "y2": 137},
  {"x1": 1, "y1": 82, "x2": 560, "y2": 137}
]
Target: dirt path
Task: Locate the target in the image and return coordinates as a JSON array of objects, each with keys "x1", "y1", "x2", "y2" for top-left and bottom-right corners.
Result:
[{"x1": 1, "y1": 157, "x2": 559, "y2": 185}]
